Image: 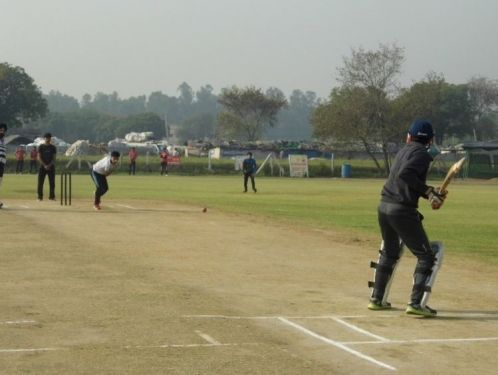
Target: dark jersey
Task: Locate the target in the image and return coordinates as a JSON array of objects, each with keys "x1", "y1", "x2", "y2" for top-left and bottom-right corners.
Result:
[
  {"x1": 38, "y1": 144, "x2": 57, "y2": 166},
  {"x1": 242, "y1": 158, "x2": 257, "y2": 174},
  {"x1": 381, "y1": 141, "x2": 433, "y2": 208}
]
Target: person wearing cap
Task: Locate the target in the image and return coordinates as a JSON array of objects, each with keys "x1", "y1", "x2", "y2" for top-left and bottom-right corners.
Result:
[
  {"x1": 37, "y1": 132, "x2": 57, "y2": 201},
  {"x1": 0, "y1": 123, "x2": 8, "y2": 209},
  {"x1": 242, "y1": 152, "x2": 257, "y2": 193},
  {"x1": 368, "y1": 119, "x2": 446, "y2": 317}
]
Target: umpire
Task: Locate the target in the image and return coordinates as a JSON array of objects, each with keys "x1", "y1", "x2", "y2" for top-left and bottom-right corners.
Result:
[{"x1": 369, "y1": 119, "x2": 446, "y2": 317}]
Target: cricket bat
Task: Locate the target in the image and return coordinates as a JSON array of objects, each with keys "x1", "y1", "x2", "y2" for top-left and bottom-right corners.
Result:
[{"x1": 440, "y1": 157, "x2": 466, "y2": 192}]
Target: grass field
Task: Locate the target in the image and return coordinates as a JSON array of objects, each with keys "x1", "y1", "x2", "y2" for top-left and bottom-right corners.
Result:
[{"x1": 2, "y1": 173, "x2": 497, "y2": 261}]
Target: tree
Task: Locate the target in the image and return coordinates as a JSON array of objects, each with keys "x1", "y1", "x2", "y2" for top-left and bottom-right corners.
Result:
[
  {"x1": 217, "y1": 86, "x2": 287, "y2": 141},
  {"x1": 0, "y1": 62, "x2": 47, "y2": 127},
  {"x1": 118, "y1": 95, "x2": 146, "y2": 116},
  {"x1": 268, "y1": 89, "x2": 318, "y2": 140},
  {"x1": 394, "y1": 73, "x2": 474, "y2": 144},
  {"x1": 146, "y1": 91, "x2": 182, "y2": 124},
  {"x1": 338, "y1": 43, "x2": 404, "y2": 95},
  {"x1": 45, "y1": 90, "x2": 80, "y2": 113},
  {"x1": 193, "y1": 85, "x2": 219, "y2": 116},
  {"x1": 313, "y1": 86, "x2": 398, "y2": 172},
  {"x1": 81, "y1": 93, "x2": 92, "y2": 107},
  {"x1": 37, "y1": 109, "x2": 107, "y2": 143},
  {"x1": 175, "y1": 85, "x2": 220, "y2": 142},
  {"x1": 177, "y1": 82, "x2": 194, "y2": 122},
  {"x1": 177, "y1": 113, "x2": 216, "y2": 142},
  {"x1": 467, "y1": 76, "x2": 498, "y2": 140},
  {"x1": 314, "y1": 43, "x2": 405, "y2": 175}
]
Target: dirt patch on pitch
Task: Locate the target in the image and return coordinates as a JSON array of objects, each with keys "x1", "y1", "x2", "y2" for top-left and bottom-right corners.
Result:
[{"x1": 0, "y1": 198, "x2": 497, "y2": 374}]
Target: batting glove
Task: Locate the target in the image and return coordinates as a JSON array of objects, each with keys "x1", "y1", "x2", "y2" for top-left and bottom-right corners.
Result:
[{"x1": 428, "y1": 187, "x2": 447, "y2": 210}]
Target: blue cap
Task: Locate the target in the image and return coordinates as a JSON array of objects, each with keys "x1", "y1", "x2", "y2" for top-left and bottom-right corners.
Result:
[{"x1": 408, "y1": 120, "x2": 434, "y2": 140}]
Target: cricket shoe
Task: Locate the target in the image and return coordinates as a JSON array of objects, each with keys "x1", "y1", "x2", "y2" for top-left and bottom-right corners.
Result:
[
  {"x1": 368, "y1": 299, "x2": 392, "y2": 311},
  {"x1": 406, "y1": 303, "x2": 437, "y2": 317},
  {"x1": 93, "y1": 204, "x2": 101, "y2": 211}
]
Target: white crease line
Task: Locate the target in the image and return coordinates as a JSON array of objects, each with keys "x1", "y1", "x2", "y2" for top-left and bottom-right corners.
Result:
[
  {"x1": 195, "y1": 330, "x2": 221, "y2": 345},
  {"x1": 331, "y1": 317, "x2": 390, "y2": 342},
  {"x1": 278, "y1": 317, "x2": 396, "y2": 371},
  {"x1": 0, "y1": 348, "x2": 59, "y2": 353},
  {"x1": 115, "y1": 204, "x2": 137, "y2": 210},
  {"x1": 344, "y1": 337, "x2": 498, "y2": 345},
  {"x1": 0, "y1": 320, "x2": 37, "y2": 325},
  {"x1": 20, "y1": 205, "x2": 30, "y2": 209}
]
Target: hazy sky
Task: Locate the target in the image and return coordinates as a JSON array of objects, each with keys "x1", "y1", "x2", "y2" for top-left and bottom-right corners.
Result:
[{"x1": 1, "y1": 0, "x2": 497, "y2": 100}]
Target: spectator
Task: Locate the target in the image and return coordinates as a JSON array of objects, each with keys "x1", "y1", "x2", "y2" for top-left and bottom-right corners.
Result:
[
  {"x1": 15, "y1": 146, "x2": 26, "y2": 174},
  {"x1": 29, "y1": 147, "x2": 38, "y2": 173},
  {"x1": 159, "y1": 147, "x2": 169, "y2": 176},
  {"x1": 128, "y1": 147, "x2": 138, "y2": 175}
]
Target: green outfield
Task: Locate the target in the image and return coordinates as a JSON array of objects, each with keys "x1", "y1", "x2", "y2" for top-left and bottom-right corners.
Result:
[{"x1": 3, "y1": 174, "x2": 497, "y2": 262}]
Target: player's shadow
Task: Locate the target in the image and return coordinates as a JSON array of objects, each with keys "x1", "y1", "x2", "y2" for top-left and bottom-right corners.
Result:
[{"x1": 436, "y1": 309, "x2": 498, "y2": 321}]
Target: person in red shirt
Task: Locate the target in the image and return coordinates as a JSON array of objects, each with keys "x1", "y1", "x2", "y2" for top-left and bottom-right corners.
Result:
[
  {"x1": 128, "y1": 147, "x2": 138, "y2": 175},
  {"x1": 15, "y1": 146, "x2": 26, "y2": 174},
  {"x1": 159, "y1": 147, "x2": 169, "y2": 176},
  {"x1": 29, "y1": 146, "x2": 38, "y2": 174}
]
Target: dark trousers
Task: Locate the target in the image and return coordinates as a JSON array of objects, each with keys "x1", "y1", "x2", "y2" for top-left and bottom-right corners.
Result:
[
  {"x1": 30, "y1": 160, "x2": 38, "y2": 173},
  {"x1": 91, "y1": 170, "x2": 108, "y2": 205},
  {"x1": 374, "y1": 201, "x2": 435, "y2": 304},
  {"x1": 129, "y1": 161, "x2": 136, "y2": 175},
  {"x1": 38, "y1": 167, "x2": 56, "y2": 200},
  {"x1": 160, "y1": 162, "x2": 168, "y2": 175},
  {"x1": 243, "y1": 173, "x2": 256, "y2": 192},
  {"x1": 16, "y1": 160, "x2": 24, "y2": 173}
]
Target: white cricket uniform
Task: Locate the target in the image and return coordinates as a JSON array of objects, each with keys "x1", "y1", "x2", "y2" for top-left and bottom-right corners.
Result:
[
  {"x1": 92, "y1": 156, "x2": 117, "y2": 175},
  {"x1": 0, "y1": 138, "x2": 6, "y2": 165}
]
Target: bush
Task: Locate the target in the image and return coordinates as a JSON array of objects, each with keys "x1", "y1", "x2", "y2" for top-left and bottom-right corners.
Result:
[{"x1": 4, "y1": 154, "x2": 480, "y2": 179}]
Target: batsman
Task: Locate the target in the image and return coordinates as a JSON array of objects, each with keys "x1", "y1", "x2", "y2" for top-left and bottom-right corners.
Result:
[{"x1": 368, "y1": 119, "x2": 453, "y2": 317}]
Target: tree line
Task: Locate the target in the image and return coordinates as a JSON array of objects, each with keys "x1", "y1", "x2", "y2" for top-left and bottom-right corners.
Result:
[
  {"x1": 312, "y1": 43, "x2": 498, "y2": 174},
  {"x1": 20, "y1": 80, "x2": 314, "y2": 143},
  {"x1": 2, "y1": 42, "x2": 498, "y2": 176},
  {"x1": 1, "y1": 62, "x2": 317, "y2": 143}
]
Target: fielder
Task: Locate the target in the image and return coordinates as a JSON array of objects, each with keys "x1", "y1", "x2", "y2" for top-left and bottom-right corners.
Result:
[
  {"x1": 91, "y1": 151, "x2": 120, "y2": 210},
  {"x1": 242, "y1": 152, "x2": 257, "y2": 193},
  {"x1": 368, "y1": 120, "x2": 447, "y2": 317}
]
